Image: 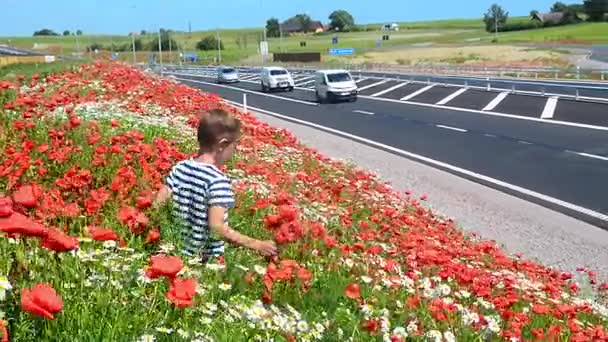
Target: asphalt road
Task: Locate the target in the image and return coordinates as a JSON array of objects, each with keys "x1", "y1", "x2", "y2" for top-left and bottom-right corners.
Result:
[
  {"x1": 166, "y1": 65, "x2": 608, "y2": 101},
  {"x1": 169, "y1": 72, "x2": 608, "y2": 229}
]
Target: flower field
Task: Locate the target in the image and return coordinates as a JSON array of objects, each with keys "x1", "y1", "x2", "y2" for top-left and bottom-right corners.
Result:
[{"x1": 0, "y1": 61, "x2": 607, "y2": 342}]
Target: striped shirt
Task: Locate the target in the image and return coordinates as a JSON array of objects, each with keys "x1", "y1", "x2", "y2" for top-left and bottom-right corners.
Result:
[{"x1": 165, "y1": 159, "x2": 235, "y2": 258}]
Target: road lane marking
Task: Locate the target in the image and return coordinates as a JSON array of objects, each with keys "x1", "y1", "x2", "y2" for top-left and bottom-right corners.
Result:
[
  {"x1": 400, "y1": 85, "x2": 435, "y2": 101},
  {"x1": 166, "y1": 71, "x2": 608, "y2": 132},
  {"x1": 566, "y1": 150, "x2": 608, "y2": 161},
  {"x1": 370, "y1": 82, "x2": 409, "y2": 97},
  {"x1": 436, "y1": 88, "x2": 467, "y2": 105},
  {"x1": 436, "y1": 124, "x2": 467, "y2": 132},
  {"x1": 222, "y1": 100, "x2": 608, "y2": 226},
  {"x1": 518, "y1": 140, "x2": 533, "y2": 145},
  {"x1": 240, "y1": 74, "x2": 259, "y2": 81},
  {"x1": 355, "y1": 78, "x2": 369, "y2": 83},
  {"x1": 482, "y1": 92, "x2": 509, "y2": 111},
  {"x1": 541, "y1": 96, "x2": 559, "y2": 119},
  {"x1": 358, "y1": 80, "x2": 389, "y2": 91},
  {"x1": 353, "y1": 110, "x2": 375, "y2": 115},
  {"x1": 173, "y1": 76, "x2": 319, "y2": 107},
  {"x1": 296, "y1": 79, "x2": 315, "y2": 87}
]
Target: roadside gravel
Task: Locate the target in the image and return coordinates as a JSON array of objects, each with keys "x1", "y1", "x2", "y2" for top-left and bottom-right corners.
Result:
[{"x1": 251, "y1": 110, "x2": 608, "y2": 282}]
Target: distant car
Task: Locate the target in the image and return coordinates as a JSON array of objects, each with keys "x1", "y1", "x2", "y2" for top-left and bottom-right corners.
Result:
[
  {"x1": 217, "y1": 66, "x2": 239, "y2": 84},
  {"x1": 260, "y1": 66, "x2": 294, "y2": 92},
  {"x1": 314, "y1": 69, "x2": 358, "y2": 103}
]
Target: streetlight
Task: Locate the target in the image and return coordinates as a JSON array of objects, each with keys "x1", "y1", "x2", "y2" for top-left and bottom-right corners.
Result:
[{"x1": 158, "y1": 29, "x2": 163, "y2": 75}]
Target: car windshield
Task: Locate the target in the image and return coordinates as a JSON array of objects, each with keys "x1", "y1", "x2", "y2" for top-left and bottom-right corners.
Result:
[
  {"x1": 270, "y1": 69, "x2": 288, "y2": 76},
  {"x1": 327, "y1": 73, "x2": 352, "y2": 83},
  {"x1": 222, "y1": 68, "x2": 235, "y2": 73}
]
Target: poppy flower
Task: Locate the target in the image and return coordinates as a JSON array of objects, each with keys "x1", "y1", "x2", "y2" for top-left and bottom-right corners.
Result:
[
  {"x1": 0, "y1": 212, "x2": 47, "y2": 237},
  {"x1": 165, "y1": 277, "x2": 197, "y2": 307},
  {"x1": 0, "y1": 197, "x2": 13, "y2": 217},
  {"x1": 12, "y1": 185, "x2": 39, "y2": 208},
  {"x1": 145, "y1": 255, "x2": 183, "y2": 279},
  {"x1": 117, "y1": 206, "x2": 149, "y2": 234},
  {"x1": 145, "y1": 228, "x2": 160, "y2": 244},
  {"x1": 41, "y1": 227, "x2": 79, "y2": 252},
  {"x1": 20, "y1": 283, "x2": 63, "y2": 319},
  {"x1": 0, "y1": 319, "x2": 7, "y2": 342},
  {"x1": 87, "y1": 226, "x2": 120, "y2": 242},
  {"x1": 344, "y1": 283, "x2": 362, "y2": 301},
  {"x1": 135, "y1": 196, "x2": 153, "y2": 210}
]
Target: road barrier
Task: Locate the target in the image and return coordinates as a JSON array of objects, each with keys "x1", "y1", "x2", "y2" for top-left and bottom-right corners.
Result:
[
  {"x1": 0, "y1": 55, "x2": 56, "y2": 66},
  {"x1": 273, "y1": 52, "x2": 321, "y2": 63}
]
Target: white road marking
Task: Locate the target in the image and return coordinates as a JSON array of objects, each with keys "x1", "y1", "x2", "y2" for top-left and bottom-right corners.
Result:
[
  {"x1": 166, "y1": 71, "x2": 608, "y2": 132},
  {"x1": 358, "y1": 80, "x2": 389, "y2": 91},
  {"x1": 541, "y1": 96, "x2": 559, "y2": 119},
  {"x1": 172, "y1": 75, "x2": 319, "y2": 107},
  {"x1": 293, "y1": 75, "x2": 313, "y2": 82},
  {"x1": 482, "y1": 92, "x2": 509, "y2": 111},
  {"x1": 240, "y1": 74, "x2": 259, "y2": 81},
  {"x1": 436, "y1": 124, "x2": 467, "y2": 132},
  {"x1": 358, "y1": 94, "x2": 608, "y2": 132},
  {"x1": 296, "y1": 79, "x2": 315, "y2": 87},
  {"x1": 400, "y1": 85, "x2": 435, "y2": 101},
  {"x1": 566, "y1": 150, "x2": 608, "y2": 161},
  {"x1": 355, "y1": 78, "x2": 369, "y2": 83},
  {"x1": 518, "y1": 140, "x2": 533, "y2": 145},
  {"x1": 436, "y1": 88, "x2": 467, "y2": 105},
  {"x1": 370, "y1": 82, "x2": 408, "y2": 97},
  {"x1": 223, "y1": 100, "x2": 608, "y2": 224},
  {"x1": 353, "y1": 110, "x2": 375, "y2": 115},
  {"x1": 484, "y1": 133, "x2": 498, "y2": 138}
]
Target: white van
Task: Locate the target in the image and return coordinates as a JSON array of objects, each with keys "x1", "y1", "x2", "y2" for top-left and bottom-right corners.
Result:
[
  {"x1": 260, "y1": 66, "x2": 295, "y2": 92},
  {"x1": 314, "y1": 70, "x2": 358, "y2": 103}
]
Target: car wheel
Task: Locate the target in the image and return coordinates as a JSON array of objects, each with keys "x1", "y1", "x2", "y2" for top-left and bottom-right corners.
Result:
[
  {"x1": 288, "y1": 87, "x2": 294, "y2": 92},
  {"x1": 349, "y1": 96, "x2": 358, "y2": 103},
  {"x1": 316, "y1": 91, "x2": 323, "y2": 104},
  {"x1": 261, "y1": 82, "x2": 267, "y2": 93}
]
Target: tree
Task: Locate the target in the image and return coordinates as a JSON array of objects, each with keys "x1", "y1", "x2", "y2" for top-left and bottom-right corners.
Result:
[
  {"x1": 530, "y1": 10, "x2": 540, "y2": 18},
  {"x1": 33, "y1": 29, "x2": 59, "y2": 36},
  {"x1": 329, "y1": 10, "x2": 355, "y2": 31},
  {"x1": 551, "y1": 1, "x2": 569, "y2": 12},
  {"x1": 266, "y1": 18, "x2": 280, "y2": 38},
  {"x1": 483, "y1": 4, "x2": 509, "y2": 33},
  {"x1": 76, "y1": 30, "x2": 83, "y2": 35},
  {"x1": 286, "y1": 14, "x2": 313, "y2": 32},
  {"x1": 584, "y1": 0, "x2": 608, "y2": 21},
  {"x1": 63, "y1": 30, "x2": 71, "y2": 36},
  {"x1": 196, "y1": 35, "x2": 224, "y2": 51},
  {"x1": 148, "y1": 32, "x2": 179, "y2": 51},
  {"x1": 140, "y1": 30, "x2": 147, "y2": 35}
]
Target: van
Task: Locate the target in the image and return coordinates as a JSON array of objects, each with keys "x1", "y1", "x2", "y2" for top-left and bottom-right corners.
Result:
[
  {"x1": 314, "y1": 70, "x2": 358, "y2": 103},
  {"x1": 260, "y1": 66, "x2": 295, "y2": 92}
]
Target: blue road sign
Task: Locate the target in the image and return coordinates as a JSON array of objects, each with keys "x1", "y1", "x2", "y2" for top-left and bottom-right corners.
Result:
[
  {"x1": 328, "y1": 48, "x2": 354, "y2": 55},
  {"x1": 332, "y1": 37, "x2": 338, "y2": 44}
]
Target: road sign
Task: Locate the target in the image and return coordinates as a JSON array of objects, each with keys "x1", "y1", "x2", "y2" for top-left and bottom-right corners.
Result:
[
  {"x1": 328, "y1": 48, "x2": 354, "y2": 56},
  {"x1": 332, "y1": 37, "x2": 338, "y2": 44},
  {"x1": 260, "y1": 41, "x2": 269, "y2": 56}
]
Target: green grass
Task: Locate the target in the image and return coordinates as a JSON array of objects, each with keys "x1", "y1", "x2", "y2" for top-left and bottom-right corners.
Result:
[
  {"x1": 0, "y1": 61, "x2": 83, "y2": 79},
  {"x1": 493, "y1": 22, "x2": 608, "y2": 43}
]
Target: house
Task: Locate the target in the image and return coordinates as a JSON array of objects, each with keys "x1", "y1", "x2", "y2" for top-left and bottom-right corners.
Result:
[
  {"x1": 531, "y1": 11, "x2": 580, "y2": 25},
  {"x1": 382, "y1": 23, "x2": 400, "y2": 31},
  {"x1": 281, "y1": 20, "x2": 325, "y2": 34}
]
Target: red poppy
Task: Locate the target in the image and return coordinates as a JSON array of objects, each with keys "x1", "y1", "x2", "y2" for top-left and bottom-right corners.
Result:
[
  {"x1": 117, "y1": 206, "x2": 149, "y2": 234},
  {"x1": 145, "y1": 228, "x2": 160, "y2": 244},
  {"x1": 41, "y1": 227, "x2": 79, "y2": 252},
  {"x1": 0, "y1": 319, "x2": 7, "y2": 342},
  {"x1": 20, "y1": 283, "x2": 63, "y2": 320},
  {"x1": 87, "y1": 226, "x2": 120, "y2": 242},
  {"x1": 344, "y1": 283, "x2": 361, "y2": 300},
  {"x1": 145, "y1": 255, "x2": 183, "y2": 279},
  {"x1": 0, "y1": 212, "x2": 47, "y2": 237},
  {"x1": 12, "y1": 185, "x2": 39, "y2": 208},
  {"x1": 0, "y1": 197, "x2": 13, "y2": 217},
  {"x1": 165, "y1": 277, "x2": 197, "y2": 307},
  {"x1": 262, "y1": 290, "x2": 272, "y2": 304}
]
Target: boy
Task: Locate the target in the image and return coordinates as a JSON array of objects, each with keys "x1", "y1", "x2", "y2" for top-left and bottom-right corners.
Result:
[{"x1": 153, "y1": 108, "x2": 277, "y2": 261}]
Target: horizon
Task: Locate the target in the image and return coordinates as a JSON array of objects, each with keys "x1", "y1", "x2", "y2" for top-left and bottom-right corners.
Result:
[{"x1": 2, "y1": 0, "x2": 558, "y2": 37}]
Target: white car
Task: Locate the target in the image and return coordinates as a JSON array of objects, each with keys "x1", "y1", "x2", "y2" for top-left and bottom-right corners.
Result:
[
  {"x1": 314, "y1": 70, "x2": 358, "y2": 103},
  {"x1": 260, "y1": 66, "x2": 295, "y2": 92}
]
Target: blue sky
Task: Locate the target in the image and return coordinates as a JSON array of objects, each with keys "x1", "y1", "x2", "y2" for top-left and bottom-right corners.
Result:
[{"x1": 2, "y1": 0, "x2": 558, "y2": 36}]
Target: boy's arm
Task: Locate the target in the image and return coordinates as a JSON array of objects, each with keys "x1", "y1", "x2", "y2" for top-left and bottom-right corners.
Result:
[{"x1": 153, "y1": 185, "x2": 172, "y2": 208}]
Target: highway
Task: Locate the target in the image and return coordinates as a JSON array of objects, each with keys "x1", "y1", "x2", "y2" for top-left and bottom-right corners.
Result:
[{"x1": 163, "y1": 67, "x2": 608, "y2": 229}]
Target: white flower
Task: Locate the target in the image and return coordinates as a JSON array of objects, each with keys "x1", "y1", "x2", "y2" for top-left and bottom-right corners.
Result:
[
  {"x1": 406, "y1": 320, "x2": 418, "y2": 334},
  {"x1": 236, "y1": 264, "x2": 249, "y2": 272},
  {"x1": 444, "y1": 331, "x2": 456, "y2": 342},
  {"x1": 392, "y1": 327, "x2": 407, "y2": 338},
  {"x1": 177, "y1": 329, "x2": 189, "y2": 338},
  {"x1": 485, "y1": 315, "x2": 501, "y2": 334},
  {"x1": 0, "y1": 276, "x2": 12, "y2": 291},
  {"x1": 200, "y1": 317, "x2": 212, "y2": 324},
  {"x1": 296, "y1": 320, "x2": 310, "y2": 332},
  {"x1": 254, "y1": 265, "x2": 267, "y2": 275},
  {"x1": 155, "y1": 327, "x2": 173, "y2": 334},
  {"x1": 360, "y1": 276, "x2": 373, "y2": 284},
  {"x1": 218, "y1": 283, "x2": 232, "y2": 291},
  {"x1": 102, "y1": 240, "x2": 117, "y2": 249},
  {"x1": 206, "y1": 263, "x2": 225, "y2": 271},
  {"x1": 436, "y1": 284, "x2": 451, "y2": 297},
  {"x1": 138, "y1": 334, "x2": 155, "y2": 342},
  {"x1": 425, "y1": 330, "x2": 443, "y2": 342}
]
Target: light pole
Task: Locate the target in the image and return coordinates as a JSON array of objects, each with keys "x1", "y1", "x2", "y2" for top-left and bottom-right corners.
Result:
[
  {"x1": 216, "y1": 29, "x2": 222, "y2": 64},
  {"x1": 131, "y1": 32, "x2": 137, "y2": 64},
  {"x1": 158, "y1": 29, "x2": 163, "y2": 75}
]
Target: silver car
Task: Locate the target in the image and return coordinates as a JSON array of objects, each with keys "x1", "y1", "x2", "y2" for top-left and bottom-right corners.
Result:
[{"x1": 217, "y1": 67, "x2": 239, "y2": 84}]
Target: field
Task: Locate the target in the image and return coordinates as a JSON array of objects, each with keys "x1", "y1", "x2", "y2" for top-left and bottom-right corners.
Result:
[
  {"x1": 4, "y1": 17, "x2": 607, "y2": 66},
  {"x1": 0, "y1": 60, "x2": 607, "y2": 341}
]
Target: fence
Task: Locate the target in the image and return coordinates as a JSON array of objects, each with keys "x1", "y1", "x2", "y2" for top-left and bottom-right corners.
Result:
[{"x1": 0, "y1": 55, "x2": 55, "y2": 66}]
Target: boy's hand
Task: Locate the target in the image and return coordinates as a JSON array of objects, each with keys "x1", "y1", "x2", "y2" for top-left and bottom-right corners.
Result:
[{"x1": 253, "y1": 240, "x2": 278, "y2": 256}]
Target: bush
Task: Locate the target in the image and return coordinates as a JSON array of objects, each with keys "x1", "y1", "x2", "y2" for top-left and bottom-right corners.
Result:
[
  {"x1": 196, "y1": 36, "x2": 224, "y2": 51},
  {"x1": 498, "y1": 21, "x2": 543, "y2": 32}
]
